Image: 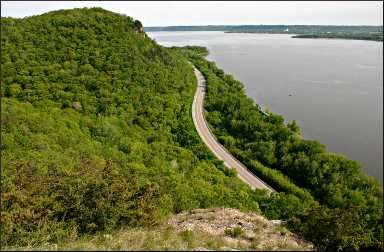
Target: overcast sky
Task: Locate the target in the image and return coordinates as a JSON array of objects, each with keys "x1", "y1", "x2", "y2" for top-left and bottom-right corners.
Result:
[{"x1": 1, "y1": 1, "x2": 383, "y2": 26}]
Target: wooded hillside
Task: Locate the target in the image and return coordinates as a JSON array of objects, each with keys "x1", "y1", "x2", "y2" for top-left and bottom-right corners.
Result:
[{"x1": 1, "y1": 8, "x2": 265, "y2": 247}]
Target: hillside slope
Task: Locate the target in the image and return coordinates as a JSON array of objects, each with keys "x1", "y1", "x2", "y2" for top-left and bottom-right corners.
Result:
[
  {"x1": 1, "y1": 8, "x2": 274, "y2": 247},
  {"x1": 3, "y1": 8, "x2": 381, "y2": 251}
]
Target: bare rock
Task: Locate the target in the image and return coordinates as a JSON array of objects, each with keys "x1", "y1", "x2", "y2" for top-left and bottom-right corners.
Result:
[
  {"x1": 192, "y1": 247, "x2": 211, "y2": 251},
  {"x1": 72, "y1": 101, "x2": 82, "y2": 110},
  {"x1": 165, "y1": 208, "x2": 314, "y2": 251}
]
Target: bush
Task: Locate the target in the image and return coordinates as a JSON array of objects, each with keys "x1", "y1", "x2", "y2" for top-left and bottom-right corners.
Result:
[{"x1": 224, "y1": 227, "x2": 244, "y2": 238}]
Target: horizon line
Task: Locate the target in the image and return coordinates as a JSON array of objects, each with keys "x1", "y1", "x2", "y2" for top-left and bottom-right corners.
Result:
[{"x1": 145, "y1": 24, "x2": 384, "y2": 27}]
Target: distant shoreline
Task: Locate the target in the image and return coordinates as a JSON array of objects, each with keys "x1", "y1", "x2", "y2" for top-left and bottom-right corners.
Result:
[
  {"x1": 148, "y1": 30, "x2": 383, "y2": 42},
  {"x1": 145, "y1": 25, "x2": 383, "y2": 34},
  {"x1": 292, "y1": 33, "x2": 383, "y2": 42},
  {"x1": 224, "y1": 31, "x2": 383, "y2": 42}
]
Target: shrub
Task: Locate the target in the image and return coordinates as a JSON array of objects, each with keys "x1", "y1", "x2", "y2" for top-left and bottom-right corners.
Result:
[{"x1": 224, "y1": 227, "x2": 244, "y2": 238}]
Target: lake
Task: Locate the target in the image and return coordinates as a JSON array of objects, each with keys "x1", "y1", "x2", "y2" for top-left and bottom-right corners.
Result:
[{"x1": 147, "y1": 31, "x2": 383, "y2": 184}]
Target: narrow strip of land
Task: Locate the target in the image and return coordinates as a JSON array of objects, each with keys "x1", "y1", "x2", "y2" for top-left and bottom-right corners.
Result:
[{"x1": 191, "y1": 67, "x2": 275, "y2": 192}]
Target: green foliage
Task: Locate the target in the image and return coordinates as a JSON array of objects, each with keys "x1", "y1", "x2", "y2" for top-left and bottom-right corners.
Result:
[
  {"x1": 245, "y1": 158, "x2": 313, "y2": 202},
  {"x1": 254, "y1": 191, "x2": 312, "y2": 220},
  {"x1": 172, "y1": 45, "x2": 209, "y2": 58},
  {"x1": 181, "y1": 46, "x2": 383, "y2": 251},
  {"x1": 213, "y1": 160, "x2": 237, "y2": 177},
  {"x1": 224, "y1": 227, "x2": 244, "y2": 238},
  {"x1": 287, "y1": 120, "x2": 300, "y2": 134},
  {"x1": 1, "y1": 8, "x2": 264, "y2": 247},
  {"x1": 289, "y1": 205, "x2": 383, "y2": 251},
  {"x1": 293, "y1": 32, "x2": 383, "y2": 42}
]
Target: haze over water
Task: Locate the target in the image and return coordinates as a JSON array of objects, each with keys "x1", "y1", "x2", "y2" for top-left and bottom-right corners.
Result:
[{"x1": 148, "y1": 31, "x2": 383, "y2": 184}]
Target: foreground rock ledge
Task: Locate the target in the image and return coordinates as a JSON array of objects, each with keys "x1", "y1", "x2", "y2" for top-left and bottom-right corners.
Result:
[{"x1": 166, "y1": 208, "x2": 314, "y2": 251}]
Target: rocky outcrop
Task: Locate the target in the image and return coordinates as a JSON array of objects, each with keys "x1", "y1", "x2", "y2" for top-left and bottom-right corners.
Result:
[{"x1": 166, "y1": 208, "x2": 314, "y2": 251}]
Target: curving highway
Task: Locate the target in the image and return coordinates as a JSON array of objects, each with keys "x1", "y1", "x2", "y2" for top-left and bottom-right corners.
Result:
[{"x1": 191, "y1": 66, "x2": 275, "y2": 192}]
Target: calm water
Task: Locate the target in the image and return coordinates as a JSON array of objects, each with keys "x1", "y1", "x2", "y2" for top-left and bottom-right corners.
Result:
[{"x1": 148, "y1": 31, "x2": 383, "y2": 184}]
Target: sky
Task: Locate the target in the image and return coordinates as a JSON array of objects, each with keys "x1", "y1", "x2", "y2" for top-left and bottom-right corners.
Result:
[{"x1": 1, "y1": 1, "x2": 383, "y2": 26}]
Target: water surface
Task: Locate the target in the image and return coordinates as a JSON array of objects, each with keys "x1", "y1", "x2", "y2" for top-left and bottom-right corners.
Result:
[{"x1": 148, "y1": 31, "x2": 383, "y2": 184}]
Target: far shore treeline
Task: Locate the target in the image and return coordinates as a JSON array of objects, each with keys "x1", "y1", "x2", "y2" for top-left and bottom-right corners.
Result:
[
  {"x1": 145, "y1": 25, "x2": 383, "y2": 33},
  {"x1": 146, "y1": 25, "x2": 384, "y2": 42}
]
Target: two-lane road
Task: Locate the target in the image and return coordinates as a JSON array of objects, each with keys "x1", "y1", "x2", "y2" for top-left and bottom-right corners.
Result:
[{"x1": 192, "y1": 66, "x2": 275, "y2": 192}]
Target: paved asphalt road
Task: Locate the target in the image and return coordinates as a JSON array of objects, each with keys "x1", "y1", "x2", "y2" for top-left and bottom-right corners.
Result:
[{"x1": 192, "y1": 66, "x2": 275, "y2": 192}]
